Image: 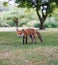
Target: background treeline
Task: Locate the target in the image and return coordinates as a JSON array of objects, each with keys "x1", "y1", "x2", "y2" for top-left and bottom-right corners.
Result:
[{"x1": 0, "y1": 6, "x2": 58, "y2": 28}]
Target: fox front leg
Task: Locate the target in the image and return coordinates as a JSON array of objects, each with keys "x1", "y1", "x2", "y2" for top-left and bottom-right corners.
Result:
[
  {"x1": 25, "y1": 36, "x2": 28, "y2": 44},
  {"x1": 22, "y1": 36, "x2": 25, "y2": 44}
]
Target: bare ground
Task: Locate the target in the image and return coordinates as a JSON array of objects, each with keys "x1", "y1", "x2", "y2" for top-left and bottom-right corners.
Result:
[{"x1": 0, "y1": 27, "x2": 58, "y2": 32}]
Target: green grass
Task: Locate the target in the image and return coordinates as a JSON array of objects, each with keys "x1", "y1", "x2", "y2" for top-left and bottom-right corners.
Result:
[{"x1": 0, "y1": 31, "x2": 58, "y2": 65}]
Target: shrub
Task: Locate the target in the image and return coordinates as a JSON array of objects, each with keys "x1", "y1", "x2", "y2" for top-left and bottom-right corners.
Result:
[
  {"x1": 34, "y1": 21, "x2": 58, "y2": 28},
  {"x1": 7, "y1": 20, "x2": 15, "y2": 26},
  {"x1": 34, "y1": 23, "x2": 40, "y2": 28},
  {"x1": 45, "y1": 21, "x2": 58, "y2": 28},
  {"x1": 1, "y1": 23, "x2": 10, "y2": 27}
]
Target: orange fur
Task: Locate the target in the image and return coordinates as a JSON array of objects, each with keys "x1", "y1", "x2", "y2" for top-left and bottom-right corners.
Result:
[
  {"x1": 16, "y1": 28, "x2": 43, "y2": 44},
  {"x1": 14, "y1": 19, "x2": 43, "y2": 44}
]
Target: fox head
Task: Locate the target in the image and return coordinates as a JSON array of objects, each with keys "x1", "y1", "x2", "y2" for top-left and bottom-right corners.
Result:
[{"x1": 17, "y1": 30, "x2": 24, "y2": 38}]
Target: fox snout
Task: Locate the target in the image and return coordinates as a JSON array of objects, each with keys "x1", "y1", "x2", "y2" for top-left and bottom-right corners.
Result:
[{"x1": 18, "y1": 33, "x2": 24, "y2": 38}]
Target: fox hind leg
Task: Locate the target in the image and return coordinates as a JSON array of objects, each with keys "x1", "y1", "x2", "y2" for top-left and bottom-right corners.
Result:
[
  {"x1": 30, "y1": 35, "x2": 33, "y2": 42},
  {"x1": 31, "y1": 35, "x2": 36, "y2": 44},
  {"x1": 33, "y1": 36, "x2": 36, "y2": 43}
]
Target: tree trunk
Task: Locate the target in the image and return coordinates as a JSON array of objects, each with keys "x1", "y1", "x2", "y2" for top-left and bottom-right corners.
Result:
[
  {"x1": 36, "y1": 8, "x2": 45, "y2": 30},
  {"x1": 39, "y1": 20, "x2": 45, "y2": 30}
]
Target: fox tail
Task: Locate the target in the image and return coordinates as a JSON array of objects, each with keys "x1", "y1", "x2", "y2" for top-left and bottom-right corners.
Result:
[{"x1": 36, "y1": 30, "x2": 43, "y2": 43}]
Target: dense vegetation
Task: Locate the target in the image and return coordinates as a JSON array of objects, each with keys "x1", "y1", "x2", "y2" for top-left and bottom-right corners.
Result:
[
  {"x1": 0, "y1": 6, "x2": 58, "y2": 28},
  {"x1": 0, "y1": 0, "x2": 58, "y2": 28}
]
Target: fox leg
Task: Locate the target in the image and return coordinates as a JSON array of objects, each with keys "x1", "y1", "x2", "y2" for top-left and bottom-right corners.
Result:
[
  {"x1": 32, "y1": 35, "x2": 36, "y2": 43},
  {"x1": 33, "y1": 36, "x2": 36, "y2": 43},
  {"x1": 23, "y1": 36, "x2": 25, "y2": 44},
  {"x1": 26, "y1": 36, "x2": 28, "y2": 44},
  {"x1": 30, "y1": 35, "x2": 33, "y2": 42}
]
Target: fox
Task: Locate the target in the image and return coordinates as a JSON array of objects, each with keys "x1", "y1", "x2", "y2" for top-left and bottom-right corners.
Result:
[
  {"x1": 13, "y1": 18, "x2": 43, "y2": 44},
  {"x1": 16, "y1": 28, "x2": 43, "y2": 44}
]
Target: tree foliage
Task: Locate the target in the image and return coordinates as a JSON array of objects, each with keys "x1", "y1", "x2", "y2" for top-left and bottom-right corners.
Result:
[
  {"x1": 16, "y1": 0, "x2": 58, "y2": 15},
  {"x1": 15, "y1": 0, "x2": 58, "y2": 29}
]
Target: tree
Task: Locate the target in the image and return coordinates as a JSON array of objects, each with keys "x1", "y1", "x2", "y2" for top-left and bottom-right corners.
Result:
[{"x1": 16, "y1": 0, "x2": 58, "y2": 30}]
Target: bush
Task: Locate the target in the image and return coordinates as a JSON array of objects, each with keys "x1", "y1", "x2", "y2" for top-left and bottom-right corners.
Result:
[
  {"x1": 0, "y1": 7, "x2": 58, "y2": 28},
  {"x1": 18, "y1": 18, "x2": 29, "y2": 26},
  {"x1": 34, "y1": 23, "x2": 40, "y2": 28},
  {"x1": 45, "y1": 21, "x2": 58, "y2": 28},
  {"x1": 34, "y1": 21, "x2": 58, "y2": 28},
  {"x1": 7, "y1": 20, "x2": 15, "y2": 26},
  {"x1": 0, "y1": 23, "x2": 10, "y2": 27}
]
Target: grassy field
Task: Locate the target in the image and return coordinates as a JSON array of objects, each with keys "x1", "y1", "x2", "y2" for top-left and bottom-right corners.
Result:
[{"x1": 0, "y1": 31, "x2": 58, "y2": 65}]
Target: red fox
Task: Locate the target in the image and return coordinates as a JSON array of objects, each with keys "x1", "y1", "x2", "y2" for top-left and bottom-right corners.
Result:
[
  {"x1": 17, "y1": 28, "x2": 43, "y2": 44},
  {"x1": 13, "y1": 18, "x2": 43, "y2": 44}
]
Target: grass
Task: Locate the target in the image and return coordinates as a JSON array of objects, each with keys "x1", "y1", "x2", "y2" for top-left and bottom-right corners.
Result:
[{"x1": 0, "y1": 31, "x2": 58, "y2": 65}]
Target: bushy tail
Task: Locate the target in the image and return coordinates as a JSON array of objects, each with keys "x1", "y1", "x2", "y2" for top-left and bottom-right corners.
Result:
[{"x1": 36, "y1": 30, "x2": 43, "y2": 43}]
